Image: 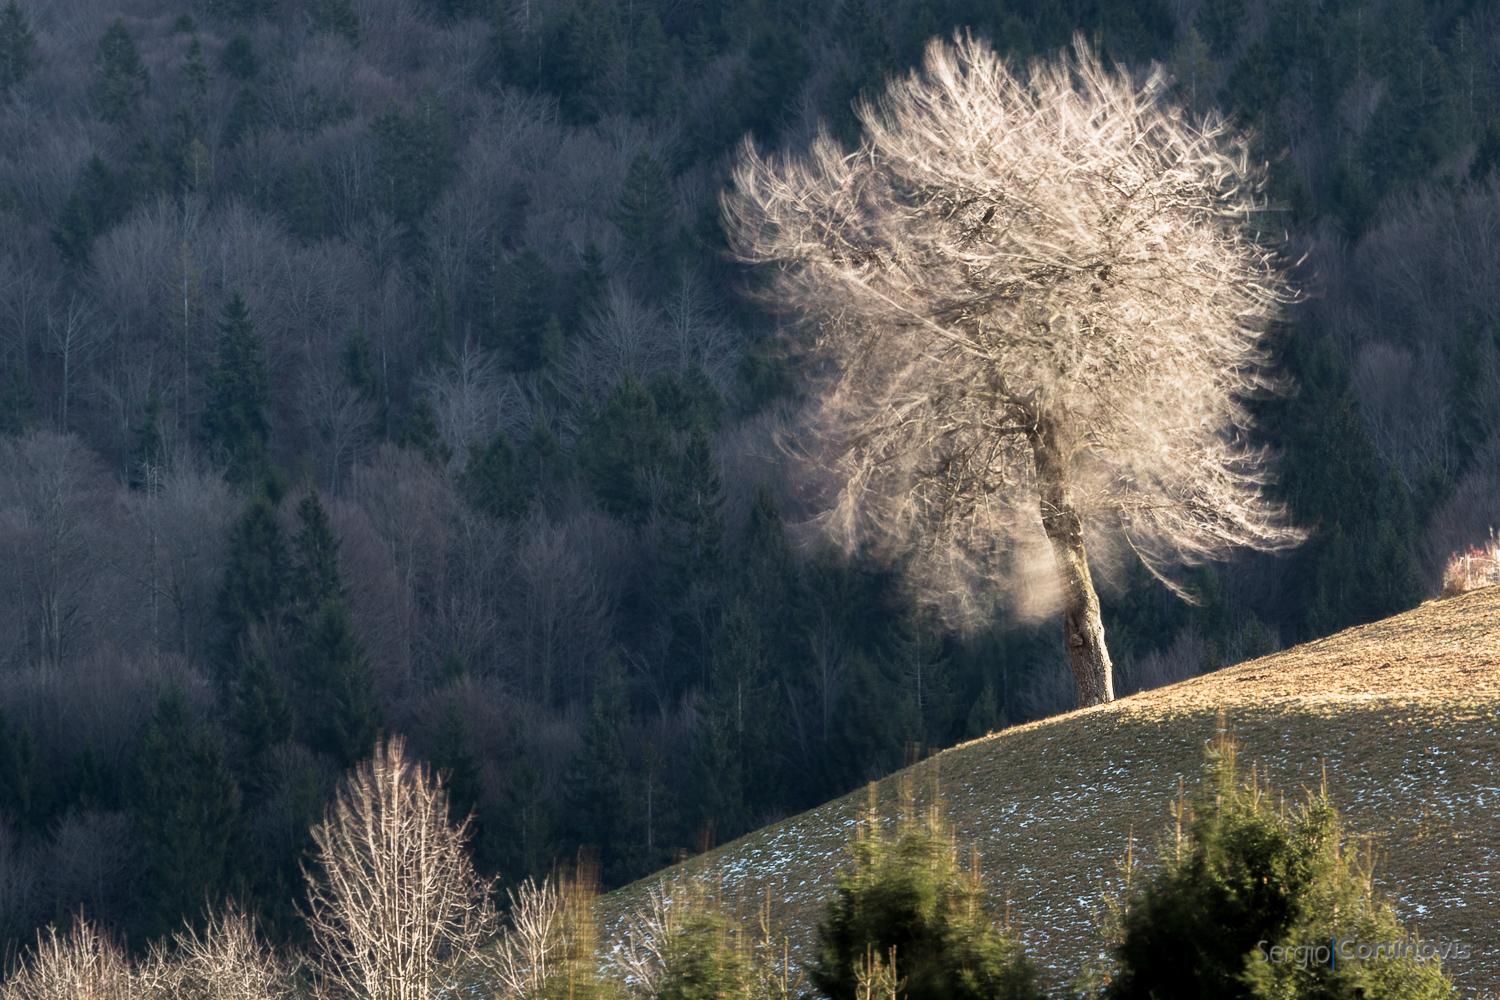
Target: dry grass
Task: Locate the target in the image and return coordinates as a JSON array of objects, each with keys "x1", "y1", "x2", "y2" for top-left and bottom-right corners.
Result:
[
  {"x1": 601, "y1": 585, "x2": 1500, "y2": 998},
  {"x1": 1443, "y1": 534, "x2": 1500, "y2": 597}
]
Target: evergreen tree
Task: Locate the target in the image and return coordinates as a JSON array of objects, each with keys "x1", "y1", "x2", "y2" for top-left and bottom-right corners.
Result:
[
  {"x1": 490, "y1": 248, "x2": 557, "y2": 369},
  {"x1": 562, "y1": 658, "x2": 632, "y2": 886},
  {"x1": 129, "y1": 390, "x2": 167, "y2": 491},
  {"x1": 295, "y1": 599, "x2": 382, "y2": 767},
  {"x1": 611, "y1": 150, "x2": 676, "y2": 272},
  {"x1": 371, "y1": 87, "x2": 457, "y2": 230},
  {"x1": 166, "y1": 103, "x2": 211, "y2": 193},
  {"x1": 730, "y1": 25, "x2": 810, "y2": 146},
  {"x1": 0, "y1": 355, "x2": 36, "y2": 436},
  {"x1": 130, "y1": 687, "x2": 250, "y2": 940},
  {"x1": 625, "y1": 12, "x2": 671, "y2": 118},
  {"x1": 220, "y1": 32, "x2": 258, "y2": 80},
  {"x1": 231, "y1": 641, "x2": 294, "y2": 759},
  {"x1": 221, "y1": 85, "x2": 264, "y2": 148},
  {"x1": 201, "y1": 292, "x2": 275, "y2": 488},
  {"x1": 1110, "y1": 733, "x2": 1453, "y2": 999},
  {"x1": 52, "y1": 155, "x2": 126, "y2": 266},
  {"x1": 429, "y1": 696, "x2": 483, "y2": 825},
  {"x1": 0, "y1": 1, "x2": 38, "y2": 95},
  {"x1": 215, "y1": 493, "x2": 288, "y2": 669},
  {"x1": 291, "y1": 488, "x2": 343, "y2": 615},
  {"x1": 0, "y1": 711, "x2": 53, "y2": 837},
  {"x1": 88, "y1": 20, "x2": 149, "y2": 124},
  {"x1": 576, "y1": 375, "x2": 673, "y2": 522},
  {"x1": 811, "y1": 797, "x2": 1041, "y2": 1000},
  {"x1": 1447, "y1": 315, "x2": 1494, "y2": 474},
  {"x1": 309, "y1": 0, "x2": 360, "y2": 45},
  {"x1": 1195, "y1": 0, "x2": 1245, "y2": 55},
  {"x1": 396, "y1": 395, "x2": 452, "y2": 465},
  {"x1": 462, "y1": 427, "x2": 531, "y2": 520},
  {"x1": 180, "y1": 36, "x2": 210, "y2": 105},
  {"x1": 569, "y1": 240, "x2": 608, "y2": 335},
  {"x1": 662, "y1": 423, "x2": 727, "y2": 611},
  {"x1": 482, "y1": 757, "x2": 556, "y2": 885},
  {"x1": 286, "y1": 157, "x2": 327, "y2": 242},
  {"x1": 125, "y1": 133, "x2": 172, "y2": 203}
]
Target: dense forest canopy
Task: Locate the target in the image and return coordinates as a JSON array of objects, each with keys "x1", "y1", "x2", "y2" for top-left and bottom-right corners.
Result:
[{"x1": 0, "y1": 0, "x2": 1497, "y2": 959}]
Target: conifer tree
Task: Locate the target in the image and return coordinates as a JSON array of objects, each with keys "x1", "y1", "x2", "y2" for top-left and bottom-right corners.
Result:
[
  {"x1": 462, "y1": 428, "x2": 531, "y2": 520},
  {"x1": 201, "y1": 292, "x2": 275, "y2": 488},
  {"x1": 131, "y1": 687, "x2": 250, "y2": 940},
  {"x1": 291, "y1": 488, "x2": 343, "y2": 616},
  {"x1": 577, "y1": 375, "x2": 673, "y2": 522},
  {"x1": 0, "y1": 711, "x2": 53, "y2": 837},
  {"x1": 0, "y1": 354, "x2": 36, "y2": 435},
  {"x1": 482, "y1": 757, "x2": 555, "y2": 884},
  {"x1": 287, "y1": 157, "x2": 327, "y2": 242},
  {"x1": 231, "y1": 641, "x2": 294, "y2": 759},
  {"x1": 129, "y1": 390, "x2": 167, "y2": 491},
  {"x1": 215, "y1": 493, "x2": 288, "y2": 670},
  {"x1": 663, "y1": 424, "x2": 727, "y2": 604},
  {"x1": 221, "y1": 85, "x2": 264, "y2": 148},
  {"x1": 490, "y1": 248, "x2": 556, "y2": 369},
  {"x1": 811, "y1": 794, "x2": 1041, "y2": 1000},
  {"x1": 1447, "y1": 315, "x2": 1496, "y2": 475},
  {"x1": 563, "y1": 658, "x2": 632, "y2": 885},
  {"x1": 371, "y1": 87, "x2": 456, "y2": 230},
  {"x1": 429, "y1": 696, "x2": 483, "y2": 825},
  {"x1": 52, "y1": 155, "x2": 125, "y2": 266},
  {"x1": 396, "y1": 395, "x2": 452, "y2": 465},
  {"x1": 88, "y1": 20, "x2": 149, "y2": 124},
  {"x1": 180, "y1": 36, "x2": 210, "y2": 105},
  {"x1": 570, "y1": 240, "x2": 608, "y2": 335},
  {"x1": 0, "y1": 1, "x2": 38, "y2": 95},
  {"x1": 296, "y1": 599, "x2": 382, "y2": 767},
  {"x1": 612, "y1": 150, "x2": 676, "y2": 271},
  {"x1": 309, "y1": 0, "x2": 360, "y2": 45},
  {"x1": 220, "y1": 32, "x2": 258, "y2": 79}
]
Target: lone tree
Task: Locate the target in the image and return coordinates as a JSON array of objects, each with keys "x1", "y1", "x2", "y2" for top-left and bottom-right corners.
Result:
[{"x1": 725, "y1": 37, "x2": 1303, "y2": 708}]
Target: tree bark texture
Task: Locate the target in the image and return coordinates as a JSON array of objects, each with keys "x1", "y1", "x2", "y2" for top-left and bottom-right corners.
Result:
[{"x1": 1029, "y1": 414, "x2": 1115, "y2": 708}]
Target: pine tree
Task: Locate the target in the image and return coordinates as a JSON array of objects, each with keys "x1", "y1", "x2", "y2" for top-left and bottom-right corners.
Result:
[
  {"x1": 220, "y1": 32, "x2": 258, "y2": 80},
  {"x1": 462, "y1": 428, "x2": 531, "y2": 520},
  {"x1": 52, "y1": 155, "x2": 125, "y2": 266},
  {"x1": 201, "y1": 292, "x2": 275, "y2": 488},
  {"x1": 569, "y1": 240, "x2": 608, "y2": 335},
  {"x1": 481, "y1": 757, "x2": 556, "y2": 884},
  {"x1": 490, "y1": 248, "x2": 556, "y2": 369},
  {"x1": 662, "y1": 424, "x2": 727, "y2": 602},
  {"x1": 231, "y1": 641, "x2": 294, "y2": 759},
  {"x1": 295, "y1": 599, "x2": 382, "y2": 767},
  {"x1": 180, "y1": 36, "x2": 210, "y2": 106},
  {"x1": 221, "y1": 85, "x2": 264, "y2": 148},
  {"x1": 88, "y1": 20, "x2": 149, "y2": 124},
  {"x1": 576, "y1": 375, "x2": 673, "y2": 522},
  {"x1": 166, "y1": 103, "x2": 211, "y2": 194},
  {"x1": 309, "y1": 0, "x2": 360, "y2": 45},
  {"x1": 1447, "y1": 315, "x2": 1491, "y2": 474},
  {"x1": 612, "y1": 150, "x2": 676, "y2": 272},
  {"x1": 563, "y1": 658, "x2": 632, "y2": 886},
  {"x1": 625, "y1": 12, "x2": 671, "y2": 117},
  {"x1": 0, "y1": 711, "x2": 53, "y2": 837},
  {"x1": 0, "y1": 354, "x2": 36, "y2": 436},
  {"x1": 0, "y1": 1, "x2": 38, "y2": 95},
  {"x1": 131, "y1": 687, "x2": 250, "y2": 940},
  {"x1": 286, "y1": 157, "x2": 327, "y2": 242},
  {"x1": 129, "y1": 390, "x2": 167, "y2": 491},
  {"x1": 811, "y1": 795, "x2": 1041, "y2": 1000},
  {"x1": 371, "y1": 88, "x2": 457, "y2": 230},
  {"x1": 215, "y1": 493, "x2": 288, "y2": 669},
  {"x1": 429, "y1": 696, "x2": 483, "y2": 825},
  {"x1": 291, "y1": 488, "x2": 343, "y2": 617},
  {"x1": 396, "y1": 395, "x2": 452, "y2": 465}
]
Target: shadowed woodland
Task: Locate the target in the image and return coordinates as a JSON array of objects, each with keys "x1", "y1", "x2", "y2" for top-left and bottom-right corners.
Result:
[{"x1": 0, "y1": 0, "x2": 1498, "y2": 961}]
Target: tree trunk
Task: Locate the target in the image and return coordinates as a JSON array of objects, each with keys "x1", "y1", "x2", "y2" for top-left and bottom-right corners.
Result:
[{"x1": 1029, "y1": 414, "x2": 1115, "y2": 708}]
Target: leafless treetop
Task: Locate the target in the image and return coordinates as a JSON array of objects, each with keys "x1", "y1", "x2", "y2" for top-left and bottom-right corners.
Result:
[{"x1": 725, "y1": 35, "x2": 1305, "y2": 624}]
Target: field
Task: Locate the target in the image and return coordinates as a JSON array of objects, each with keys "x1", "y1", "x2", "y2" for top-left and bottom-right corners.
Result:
[{"x1": 602, "y1": 585, "x2": 1500, "y2": 997}]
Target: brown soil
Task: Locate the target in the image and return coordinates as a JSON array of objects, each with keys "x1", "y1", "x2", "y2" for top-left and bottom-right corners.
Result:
[{"x1": 600, "y1": 586, "x2": 1500, "y2": 998}]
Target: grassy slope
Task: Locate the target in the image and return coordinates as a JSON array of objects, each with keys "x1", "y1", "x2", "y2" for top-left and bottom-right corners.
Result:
[{"x1": 601, "y1": 586, "x2": 1500, "y2": 998}]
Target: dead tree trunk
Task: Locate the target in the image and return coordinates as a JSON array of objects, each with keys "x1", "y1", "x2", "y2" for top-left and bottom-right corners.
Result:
[{"x1": 1029, "y1": 412, "x2": 1115, "y2": 708}]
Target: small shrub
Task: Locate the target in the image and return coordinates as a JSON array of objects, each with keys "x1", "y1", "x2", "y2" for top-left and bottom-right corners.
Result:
[{"x1": 1441, "y1": 530, "x2": 1499, "y2": 597}]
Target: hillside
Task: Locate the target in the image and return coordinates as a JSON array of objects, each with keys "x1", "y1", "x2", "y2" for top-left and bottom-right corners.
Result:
[{"x1": 604, "y1": 585, "x2": 1500, "y2": 998}]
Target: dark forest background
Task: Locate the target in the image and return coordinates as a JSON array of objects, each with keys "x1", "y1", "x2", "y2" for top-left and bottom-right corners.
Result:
[{"x1": 0, "y1": 0, "x2": 1497, "y2": 958}]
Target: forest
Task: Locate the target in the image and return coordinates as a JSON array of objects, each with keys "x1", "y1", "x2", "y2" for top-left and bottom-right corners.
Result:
[{"x1": 0, "y1": 0, "x2": 1497, "y2": 960}]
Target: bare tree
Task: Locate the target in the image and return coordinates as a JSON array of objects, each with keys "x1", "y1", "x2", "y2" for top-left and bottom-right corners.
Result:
[
  {"x1": 725, "y1": 36, "x2": 1304, "y2": 707},
  {"x1": 138, "y1": 905, "x2": 291, "y2": 1000},
  {"x1": 0, "y1": 914, "x2": 133, "y2": 1000},
  {"x1": 302, "y1": 736, "x2": 498, "y2": 1000},
  {"x1": 43, "y1": 295, "x2": 105, "y2": 432}
]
